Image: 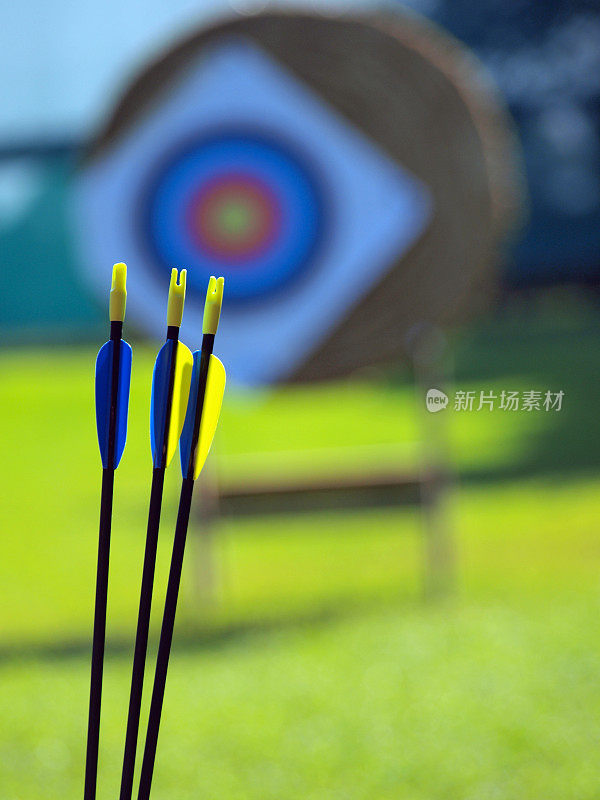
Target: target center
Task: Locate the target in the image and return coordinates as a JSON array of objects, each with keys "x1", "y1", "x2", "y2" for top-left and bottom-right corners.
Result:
[{"x1": 213, "y1": 197, "x2": 259, "y2": 241}]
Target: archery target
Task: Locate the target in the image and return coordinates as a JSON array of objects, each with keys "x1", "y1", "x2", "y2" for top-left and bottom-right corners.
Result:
[
  {"x1": 74, "y1": 37, "x2": 432, "y2": 386},
  {"x1": 144, "y1": 132, "x2": 324, "y2": 303}
]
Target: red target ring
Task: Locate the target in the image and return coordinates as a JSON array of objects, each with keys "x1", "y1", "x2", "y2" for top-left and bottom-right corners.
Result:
[{"x1": 185, "y1": 172, "x2": 281, "y2": 263}]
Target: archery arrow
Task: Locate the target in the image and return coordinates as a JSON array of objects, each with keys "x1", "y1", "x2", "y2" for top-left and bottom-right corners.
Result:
[
  {"x1": 85, "y1": 262, "x2": 132, "y2": 800},
  {"x1": 119, "y1": 269, "x2": 193, "y2": 800},
  {"x1": 137, "y1": 276, "x2": 225, "y2": 800}
]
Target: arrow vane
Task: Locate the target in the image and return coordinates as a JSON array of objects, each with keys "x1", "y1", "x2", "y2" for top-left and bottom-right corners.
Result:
[{"x1": 179, "y1": 351, "x2": 226, "y2": 480}]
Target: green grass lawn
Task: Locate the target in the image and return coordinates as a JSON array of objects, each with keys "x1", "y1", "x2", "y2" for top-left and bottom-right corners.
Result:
[
  {"x1": 1, "y1": 296, "x2": 600, "y2": 798},
  {"x1": 2, "y1": 484, "x2": 600, "y2": 800}
]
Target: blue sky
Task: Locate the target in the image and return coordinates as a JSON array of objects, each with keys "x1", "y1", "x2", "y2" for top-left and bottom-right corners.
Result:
[{"x1": 0, "y1": 0, "x2": 384, "y2": 141}]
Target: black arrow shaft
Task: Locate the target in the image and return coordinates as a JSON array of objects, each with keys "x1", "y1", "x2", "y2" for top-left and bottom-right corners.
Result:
[
  {"x1": 137, "y1": 476, "x2": 194, "y2": 800},
  {"x1": 85, "y1": 320, "x2": 122, "y2": 800},
  {"x1": 119, "y1": 326, "x2": 179, "y2": 800}
]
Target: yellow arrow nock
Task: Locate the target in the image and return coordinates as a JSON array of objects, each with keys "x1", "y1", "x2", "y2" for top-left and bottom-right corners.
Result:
[
  {"x1": 109, "y1": 262, "x2": 127, "y2": 322},
  {"x1": 167, "y1": 268, "x2": 187, "y2": 327},
  {"x1": 202, "y1": 276, "x2": 224, "y2": 335}
]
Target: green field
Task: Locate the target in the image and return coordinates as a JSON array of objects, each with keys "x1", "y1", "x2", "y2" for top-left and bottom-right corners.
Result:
[{"x1": 1, "y1": 294, "x2": 600, "y2": 798}]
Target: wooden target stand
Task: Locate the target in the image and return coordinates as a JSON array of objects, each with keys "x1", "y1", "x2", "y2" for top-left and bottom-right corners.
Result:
[{"x1": 88, "y1": 10, "x2": 523, "y2": 600}]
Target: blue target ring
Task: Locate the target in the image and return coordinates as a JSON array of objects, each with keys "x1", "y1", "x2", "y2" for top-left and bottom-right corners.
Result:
[{"x1": 142, "y1": 131, "x2": 325, "y2": 304}]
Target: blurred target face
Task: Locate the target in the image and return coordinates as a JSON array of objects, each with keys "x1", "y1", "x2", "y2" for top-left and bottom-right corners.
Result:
[
  {"x1": 75, "y1": 38, "x2": 430, "y2": 385},
  {"x1": 143, "y1": 131, "x2": 324, "y2": 304}
]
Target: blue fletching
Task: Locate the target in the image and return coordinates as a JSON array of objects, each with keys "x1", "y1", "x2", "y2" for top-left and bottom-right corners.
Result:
[
  {"x1": 95, "y1": 339, "x2": 132, "y2": 469},
  {"x1": 179, "y1": 351, "x2": 201, "y2": 478},
  {"x1": 150, "y1": 339, "x2": 175, "y2": 468}
]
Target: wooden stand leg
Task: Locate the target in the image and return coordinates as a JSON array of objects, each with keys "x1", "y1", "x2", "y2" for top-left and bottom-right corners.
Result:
[{"x1": 409, "y1": 325, "x2": 456, "y2": 600}]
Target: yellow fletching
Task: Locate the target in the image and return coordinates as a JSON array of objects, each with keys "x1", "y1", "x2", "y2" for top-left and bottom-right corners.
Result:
[
  {"x1": 165, "y1": 341, "x2": 193, "y2": 467},
  {"x1": 193, "y1": 354, "x2": 226, "y2": 479}
]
